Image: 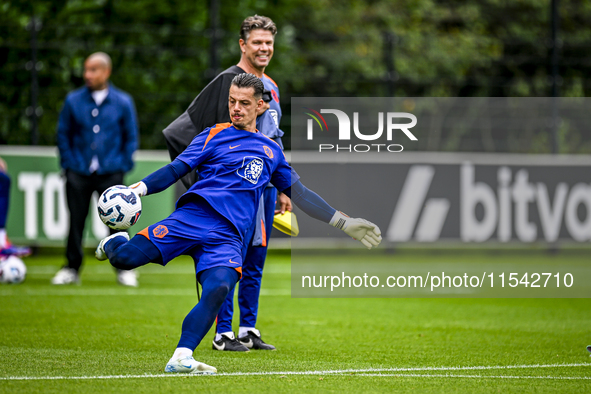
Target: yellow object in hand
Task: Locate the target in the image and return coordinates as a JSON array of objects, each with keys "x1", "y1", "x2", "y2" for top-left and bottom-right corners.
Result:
[{"x1": 273, "y1": 211, "x2": 299, "y2": 236}]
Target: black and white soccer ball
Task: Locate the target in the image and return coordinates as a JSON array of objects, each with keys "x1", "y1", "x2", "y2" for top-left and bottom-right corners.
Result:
[
  {"x1": 97, "y1": 185, "x2": 142, "y2": 230},
  {"x1": 0, "y1": 255, "x2": 27, "y2": 284}
]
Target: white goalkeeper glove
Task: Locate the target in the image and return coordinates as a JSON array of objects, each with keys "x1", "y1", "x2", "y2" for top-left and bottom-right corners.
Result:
[
  {"x1": 330, "y1": 211, "x2": 382, "y2": 249},
  {"x1": 129, "y1": 181, "x2": 147, "y2": 197}
]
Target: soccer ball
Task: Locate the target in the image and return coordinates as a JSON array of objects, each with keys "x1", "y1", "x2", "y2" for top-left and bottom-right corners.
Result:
[
  {"x1": 97, "y1": 185, "x2": 142, "y2": 230},
  {"x1": 0, "y1": 255, "x2": 27, "y2": 284}
]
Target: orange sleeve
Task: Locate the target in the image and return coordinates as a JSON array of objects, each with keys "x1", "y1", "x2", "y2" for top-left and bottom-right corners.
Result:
[{"x1": 202, "y1": 123, "x2": 231, "y2": 151}]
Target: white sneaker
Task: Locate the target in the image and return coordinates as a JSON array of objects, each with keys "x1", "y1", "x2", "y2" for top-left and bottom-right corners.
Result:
[
  {"x1": 117, "y1": 269, "x2": 138, "y2": 287},
  {"x1": 164, "y1": 356, "x2": 217, "y2": 375},
  {"x1": 95, "y1": 232, "x2": 130, "y2": 261},
  {"x1": 51, "y1": 267, "x2": 80, "y2": 285}
]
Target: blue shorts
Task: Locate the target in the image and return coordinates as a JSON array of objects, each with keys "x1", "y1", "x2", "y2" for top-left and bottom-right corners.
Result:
[{"x1": 137, "y1": 198, "x2": 243, "y2": 276}]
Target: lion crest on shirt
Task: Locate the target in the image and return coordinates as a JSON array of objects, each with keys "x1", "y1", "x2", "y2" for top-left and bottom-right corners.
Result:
[{"x1": 237, "y1": 156, "x2": 264, "y2": 184}]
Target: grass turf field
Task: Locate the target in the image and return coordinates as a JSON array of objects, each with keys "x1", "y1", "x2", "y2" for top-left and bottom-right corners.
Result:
[{"x1": 0, "y1": 249, "x2": 590, "y2": 393}]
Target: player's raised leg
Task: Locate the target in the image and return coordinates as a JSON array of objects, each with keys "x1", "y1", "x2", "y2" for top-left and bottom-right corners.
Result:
[
  {"x1": 95, "y1": 232, "x2": 158, "y2": 270},
  {"x1": 166, "y1": 266, "x2": 240, "y2": 374},
  {"x1": 95, "y1": 232, "x2": 129, "y2": 261}
]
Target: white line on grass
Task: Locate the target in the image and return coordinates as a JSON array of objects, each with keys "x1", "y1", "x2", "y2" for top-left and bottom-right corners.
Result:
[
  {"x1": 2, "y1": 363, "x2": 589, "y2": 381},
  {"x1": 217, "y1": 362, "x2": 591, "y2": 376},
  {"x1": 359, "y1": 373, "x2": 591, "y2": 380},
  {"x1": 340, "y1": 362, "x2": 591, "y2": 374}
]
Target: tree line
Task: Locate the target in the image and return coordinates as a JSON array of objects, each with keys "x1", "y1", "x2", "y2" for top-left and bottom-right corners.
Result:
[{"x1": 1, "y1": 0, "x2": 591, "y2": 153}]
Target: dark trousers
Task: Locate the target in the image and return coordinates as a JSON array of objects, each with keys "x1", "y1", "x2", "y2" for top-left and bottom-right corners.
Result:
[{"x1": 65, "y1": 170, "x2": 124, "y2": 272}]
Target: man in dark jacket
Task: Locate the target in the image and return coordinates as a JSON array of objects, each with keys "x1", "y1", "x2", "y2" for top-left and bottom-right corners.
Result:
[{"x1": 53, "y1": 52, "x2": 139, "y2": 287}]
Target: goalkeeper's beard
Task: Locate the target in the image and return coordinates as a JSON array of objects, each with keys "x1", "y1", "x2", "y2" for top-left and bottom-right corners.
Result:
[{"x1": 232, "y1": 118, "x2": 255, "y2": 131}]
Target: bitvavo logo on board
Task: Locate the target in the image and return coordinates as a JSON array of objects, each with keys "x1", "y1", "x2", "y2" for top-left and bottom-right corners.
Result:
[{"x1": 304, "y1": 108, "x2": 418, "y2": 153}]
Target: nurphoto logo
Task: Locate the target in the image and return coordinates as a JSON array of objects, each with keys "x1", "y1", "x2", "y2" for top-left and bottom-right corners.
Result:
[{"x1": 304, "y1": 107, "x2": 418, "y2": 153}]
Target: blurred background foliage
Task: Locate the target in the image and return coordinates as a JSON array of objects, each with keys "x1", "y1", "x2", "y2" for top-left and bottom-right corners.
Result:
[{"x1": 1, "y1": 0, "x2": 591, "y2": 152}]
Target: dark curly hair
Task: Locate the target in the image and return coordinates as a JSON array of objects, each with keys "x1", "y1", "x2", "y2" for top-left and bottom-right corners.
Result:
[{"x1": 231, "y1": 73, "x2": 264, "y2": 99}]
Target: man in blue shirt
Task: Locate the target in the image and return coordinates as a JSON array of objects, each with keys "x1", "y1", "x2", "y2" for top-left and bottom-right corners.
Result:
[
  {"x1": 163, "y1": 15, "x2": 289, "y2": 351},
  {"x1": 54, "y1": 52, "x2": 139, "y2": 287},
  {"x1": 95, "y1": 73, "x2": 382, "y2": 374}
]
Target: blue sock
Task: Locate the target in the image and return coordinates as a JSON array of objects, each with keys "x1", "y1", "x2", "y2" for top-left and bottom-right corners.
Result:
[
  {"x1": 177, "y1": 267, "x2": 240, "y2": 350},
  {"x1": 105, "y1": 234, "x2": 161, "y2": 270},
  {"x1": 0, "y1": 172, "x2": 10, "y2": 229}
]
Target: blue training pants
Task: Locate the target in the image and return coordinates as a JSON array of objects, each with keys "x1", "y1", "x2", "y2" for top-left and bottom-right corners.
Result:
[{"x1": 215, "y1": 186, "x2": 277, "y2": 333}]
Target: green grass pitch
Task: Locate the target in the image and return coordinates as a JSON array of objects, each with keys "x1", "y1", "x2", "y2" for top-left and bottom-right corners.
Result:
[{"x1": 0, "y1": 250, "x2": 590, "y2": 393}]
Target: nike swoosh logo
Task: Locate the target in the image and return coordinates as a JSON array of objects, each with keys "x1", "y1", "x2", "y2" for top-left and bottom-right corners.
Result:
[
  {"x1": 229, "y1": 145, "x2": 240, "y2": 149},
  {"x1": 241, "y1": 338, "x2": 253, "y2": 348},
  {"x1": 213, "y1": 341, "x2": 226, "y2": 351},
  {"x1": 229, "y1": 259, "x2": 240, "y2": 265}
]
